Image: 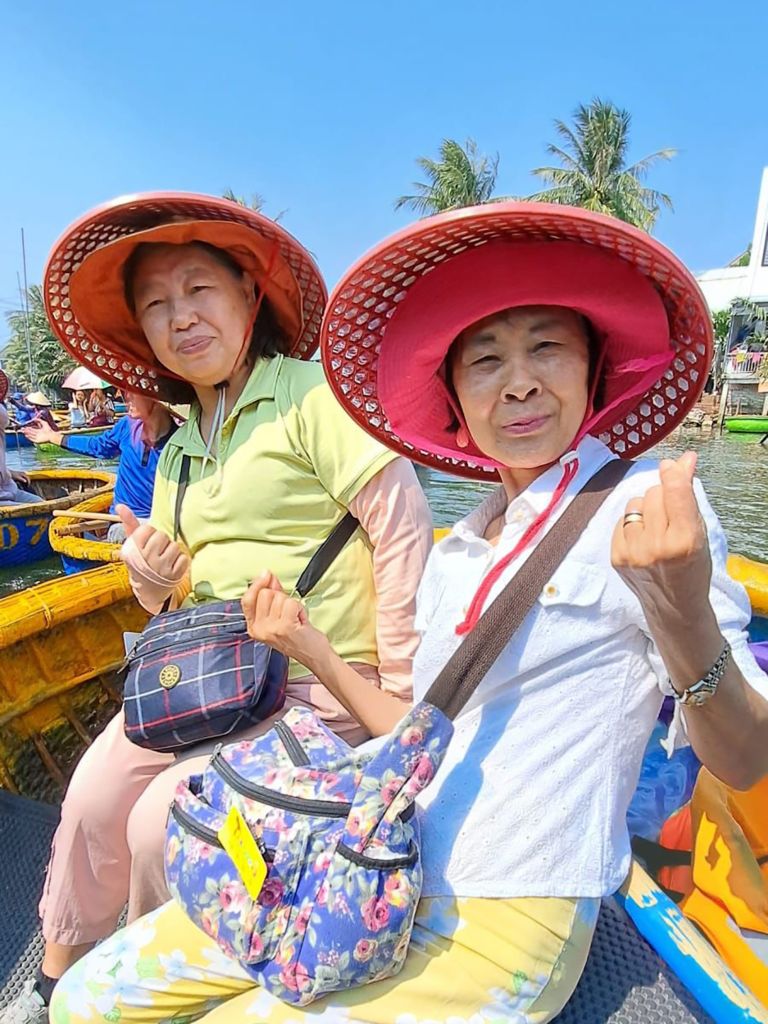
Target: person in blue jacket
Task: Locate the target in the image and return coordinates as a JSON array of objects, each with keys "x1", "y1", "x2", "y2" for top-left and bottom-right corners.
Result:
[{"x1": 22, "y1": 392, "x2": 177, "y2": 541}]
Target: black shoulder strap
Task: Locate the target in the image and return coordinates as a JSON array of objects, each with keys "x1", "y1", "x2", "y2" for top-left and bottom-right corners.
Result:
[
  {"x1": 173, "y1": 454, "x2": 192, "y2": 542},
  {"x1": 158, "y1": 454, "x2": 193, "y2": 614},
  {"x1": 295, "y1": 513, "x2": 360, "y2": 598},
  {"x1": 168, "y1": 454, "x2": 356, "y2": 601}
]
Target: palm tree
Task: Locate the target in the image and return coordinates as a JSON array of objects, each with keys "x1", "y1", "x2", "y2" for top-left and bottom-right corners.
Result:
[
  {"x1": 395, "y1": 138, "x2": 499, "y2": 216},
  {"x1": 3, "y1": 285, "x2": 77, "y2": 394},
  {"x1": 526, "y1": 99, "x2": 676, "y2": 231}
]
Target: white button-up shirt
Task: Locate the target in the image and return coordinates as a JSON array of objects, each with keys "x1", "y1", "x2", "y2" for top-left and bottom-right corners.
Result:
[{"x1": 413, "y1": 436, "x2": 768, "y2": 899}]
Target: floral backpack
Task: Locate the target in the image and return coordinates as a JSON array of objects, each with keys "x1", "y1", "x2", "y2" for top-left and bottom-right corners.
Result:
[{"x1": 165, "y1": 460, "x2": 629, "y2": 1005}]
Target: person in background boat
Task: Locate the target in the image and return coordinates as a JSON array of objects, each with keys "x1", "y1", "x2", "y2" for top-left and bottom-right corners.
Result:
[
  {"x1": 85, "y1": 388, "x2": 115, "y2": 426},
  {"x1": 68, "y1": 389, "x2": 89, "y2": 428},
  {"x1": 1, "y1": 192, "x2": 431, "y2": 1024},
  {"x1": 23, "y1": 392, "x2": 177, "y2": 542},
  {"x1": 0, "y1": 371, "x2": 42, "y2": 505},
  {"x1": 55, "y1": 205, "x2": 768, "y2": 1024},
  {"x1": 7, "y1": 392, "x2": 36, "y2": 426},
  {"x1": 24, "y1": 391, "x2": 58, "y2": 430}
]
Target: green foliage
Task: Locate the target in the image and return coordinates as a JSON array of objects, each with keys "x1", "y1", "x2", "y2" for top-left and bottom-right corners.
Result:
[
  {"x1": 222, "y1": 187, "x2": 265, "y2": 211},
  {"x1": 395, "y1": 138, "x2": 499, "y2": 216},
  {"x1": 526, "y1": 98, "x2": 676, "y2": 231},
  {"x1": 712, "y1": 308, "x2": 731, "y2": 344},
  {"x1": 3, "y1": 285, "x2": 77, "y2": 396},
  {"x1": 728, "y1": 245, "x2": 751, "y2": 268},
  {"x1": 733, "y1": 298, "x2": 768, "y2": 346}
]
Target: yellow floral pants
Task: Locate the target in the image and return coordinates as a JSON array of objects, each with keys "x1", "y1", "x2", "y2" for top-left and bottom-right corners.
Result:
[{"x1": 50, "y1": 896, "x2": 599, "y2": 1024}]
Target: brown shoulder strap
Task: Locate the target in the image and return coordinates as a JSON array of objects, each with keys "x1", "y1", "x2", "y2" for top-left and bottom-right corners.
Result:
[{"x1": 424, "y1": 458, "x2": 632, "y2": 720}]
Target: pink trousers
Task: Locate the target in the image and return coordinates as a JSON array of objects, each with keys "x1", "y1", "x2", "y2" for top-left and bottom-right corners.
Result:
[{"x1": 39, "y1": 670, "x2": 378, "y2": 945}]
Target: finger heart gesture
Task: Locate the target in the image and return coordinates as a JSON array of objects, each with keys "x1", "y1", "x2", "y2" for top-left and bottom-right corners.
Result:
[
  {"x1": 611, "y1": 452, "x2": 712, "y2": 612},
  {"x1": 241, "y1": 572, "x2": 330, "y2": 672}
]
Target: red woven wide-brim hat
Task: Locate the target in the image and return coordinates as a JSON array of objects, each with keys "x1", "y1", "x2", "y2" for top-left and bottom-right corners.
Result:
[
  {"x1": 44, "y1": 192, "x2": 327, "y2": 401},
  {"x1": 322, "y1": 203, "x2": 712, "y2": 481}
]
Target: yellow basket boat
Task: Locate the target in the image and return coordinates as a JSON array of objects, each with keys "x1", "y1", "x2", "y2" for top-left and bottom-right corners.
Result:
[
  {"x1": 0, "y1": 563, "x2": 148, "y2": 801},
  {"x1": 48, "y1": 490, "x2": 122, "y2": 571},
  {"x1": 0, "y1": 469, "x2": 115, "y2": 570}
]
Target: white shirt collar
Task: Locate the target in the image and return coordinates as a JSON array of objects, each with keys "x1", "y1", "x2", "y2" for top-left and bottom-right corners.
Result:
[{"x1": 441, "y1": 436, "x2": 616, "y2": 549}]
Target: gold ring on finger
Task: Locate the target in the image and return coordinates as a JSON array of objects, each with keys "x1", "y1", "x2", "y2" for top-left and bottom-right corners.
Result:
[{"x1": 623, "y1": 511, "x2": 645, "y2": 527}]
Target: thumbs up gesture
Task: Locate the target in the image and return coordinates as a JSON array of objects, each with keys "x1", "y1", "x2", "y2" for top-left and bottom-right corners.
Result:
[
  {"x1": 117, "y1": 504, "x2": 189, "y2": 586},
  {"x1": 611, "y1": 452, "x2": 712, "y2": 615}
]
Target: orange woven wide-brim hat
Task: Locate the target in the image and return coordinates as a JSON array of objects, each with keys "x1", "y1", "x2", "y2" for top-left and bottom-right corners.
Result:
[
  {"x1": 44, "y1": 192, "x2": 327, "y2": 400},
  {"x1": 321, "y1": 203, "x2": 713, "y2": 482}
]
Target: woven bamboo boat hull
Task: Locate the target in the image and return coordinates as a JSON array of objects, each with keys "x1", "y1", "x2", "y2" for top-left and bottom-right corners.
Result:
[
  {"x1": 48, "y1": 491, "x2": 122, "y2": 573},
  {"x1": 0, "y1": 563, "x2": 148, "y2": 801},
  {"x1": 0, "y1": 470, "x2": 115, "y2": 570}
]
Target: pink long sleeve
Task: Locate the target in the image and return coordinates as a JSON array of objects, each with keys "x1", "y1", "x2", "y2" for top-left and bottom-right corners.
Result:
[{"x1": 349, "y1": 458, "x2": 432, "y2": 701}]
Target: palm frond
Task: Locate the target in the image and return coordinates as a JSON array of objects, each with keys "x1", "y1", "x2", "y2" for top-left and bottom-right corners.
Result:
[
  {"x1": 527, "y1": 98, "x2": 676, "y2": 231},
  {"x1": 624, "y1": 149, "x2": 677, "y2": 179}
]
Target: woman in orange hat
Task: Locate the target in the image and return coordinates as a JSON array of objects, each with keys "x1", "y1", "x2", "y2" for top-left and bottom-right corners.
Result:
[
  {"x1": 6, "y1": 193, "x2": 431, "y2": 1024},
  {"x1": 49, "y1": 203, "x2": 768, "y2": 1024}
]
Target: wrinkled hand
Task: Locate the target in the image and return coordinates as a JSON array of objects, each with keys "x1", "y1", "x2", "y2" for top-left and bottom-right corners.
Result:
[
  {"x1": 22, "y1": 420, "x2": 55, "y2": 444},
  {"x1": 242, "y1": 572, "x2": 330, "y2": 671},
  {"x1": 10, "y1": 470, "x2": 30, "y2": 487},
  {"x1": 611, "y1": 452, "x2": 712, "y2": 619},
  {"x1": 117, "y1": 504, "x2": 189, "y2": 583}
]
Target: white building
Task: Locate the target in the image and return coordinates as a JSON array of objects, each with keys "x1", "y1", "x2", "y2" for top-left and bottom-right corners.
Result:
[
  {"x1": 696, "y1": 167, "x2": 768, "y2": 416},
  {"x1": 696, "y1": 166, "x2": 768, "y2": 312}
]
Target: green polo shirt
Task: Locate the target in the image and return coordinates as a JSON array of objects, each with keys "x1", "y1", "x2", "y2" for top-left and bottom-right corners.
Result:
[{"x1": 150, "y1": 355, "x2": 396, "y2": 678}]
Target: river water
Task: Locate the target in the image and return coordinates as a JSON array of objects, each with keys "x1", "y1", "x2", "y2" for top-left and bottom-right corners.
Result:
[{"x1": 2, "y1": 428, "x2": 767, "y2": 598}]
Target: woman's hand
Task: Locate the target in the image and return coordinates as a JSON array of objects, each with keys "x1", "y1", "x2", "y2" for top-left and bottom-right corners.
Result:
[
  {"x1": 117, "y1": 504, "x2": 189, "y2": 584},
  {"x1": 611, "y1": 452, "x2": 713, "y2": 623},
  {"x1": 242, "y1": 572, "x2": 331, "y2": 671},
  {"x1": 10, "y1": 470, "x2": 30, "y2": 487},
  {"x1": 22, "y1": 420, "x2": 59, "y2": 446}
]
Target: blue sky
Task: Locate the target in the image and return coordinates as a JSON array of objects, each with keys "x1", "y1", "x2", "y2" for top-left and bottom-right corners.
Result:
[{"x1": 1, "y1": 0, "x2": 767, "y2": 346}]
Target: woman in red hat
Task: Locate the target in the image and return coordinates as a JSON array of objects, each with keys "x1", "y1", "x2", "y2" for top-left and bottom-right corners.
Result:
[
  {"x1": 49, "y1": 204, "x2": 768, "y2": 1024},
  {"x1": 6, "y1": 193, "x2": 431, "y2": 1024}
]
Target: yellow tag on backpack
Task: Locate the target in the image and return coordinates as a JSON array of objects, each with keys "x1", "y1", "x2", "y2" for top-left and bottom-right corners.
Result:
[{"x1": 217, "y1": 805, "x2": 268, "y2": 899}]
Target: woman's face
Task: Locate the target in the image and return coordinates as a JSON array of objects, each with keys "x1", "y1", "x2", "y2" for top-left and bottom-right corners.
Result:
[
  {"x1": 125, "y1": 393, "x2": 156, "y2": 421},
  {"x1": 451, "y1": 305, "x2": 592, "y2": 471},
  {"x1": 130, "y1": 243, "x2": 256, "y2": 387},
  {"x1": 75, "y1": 390, "x2": 86, "y2": 403}
]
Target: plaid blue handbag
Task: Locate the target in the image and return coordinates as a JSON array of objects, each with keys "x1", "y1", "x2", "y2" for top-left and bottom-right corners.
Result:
[{"x1": 122, "y1": 455, "x2": 360, "y2": 752}]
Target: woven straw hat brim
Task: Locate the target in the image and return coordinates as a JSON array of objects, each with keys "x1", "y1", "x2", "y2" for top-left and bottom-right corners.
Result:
[
  {"x1": 321, "y1": 202, "x2": 712, "y2": 481},
  {"x1": 26, "y1": 392, "x2": 52, "y2": 407},
  {"x1": 44, "y1": 192, "x2": 327, "y2": 399}
]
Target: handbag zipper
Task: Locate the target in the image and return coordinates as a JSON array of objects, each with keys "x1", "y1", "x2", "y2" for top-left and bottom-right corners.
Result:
[
  {"x1": 274, "y1": 720, "x2": 310, "y2": 767},
  {"x1": 132, "y1": 619, "x2": 248, "y2": 659},
  {"x1": 170, "y1": 801, "x2": 223, "y2": 847},
  {"x1": 212, "y1": 751, "x2": 351, "y2": 818},
  {"x1": 171, "y1": 802, "x2": 275, "y2": 861}
]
